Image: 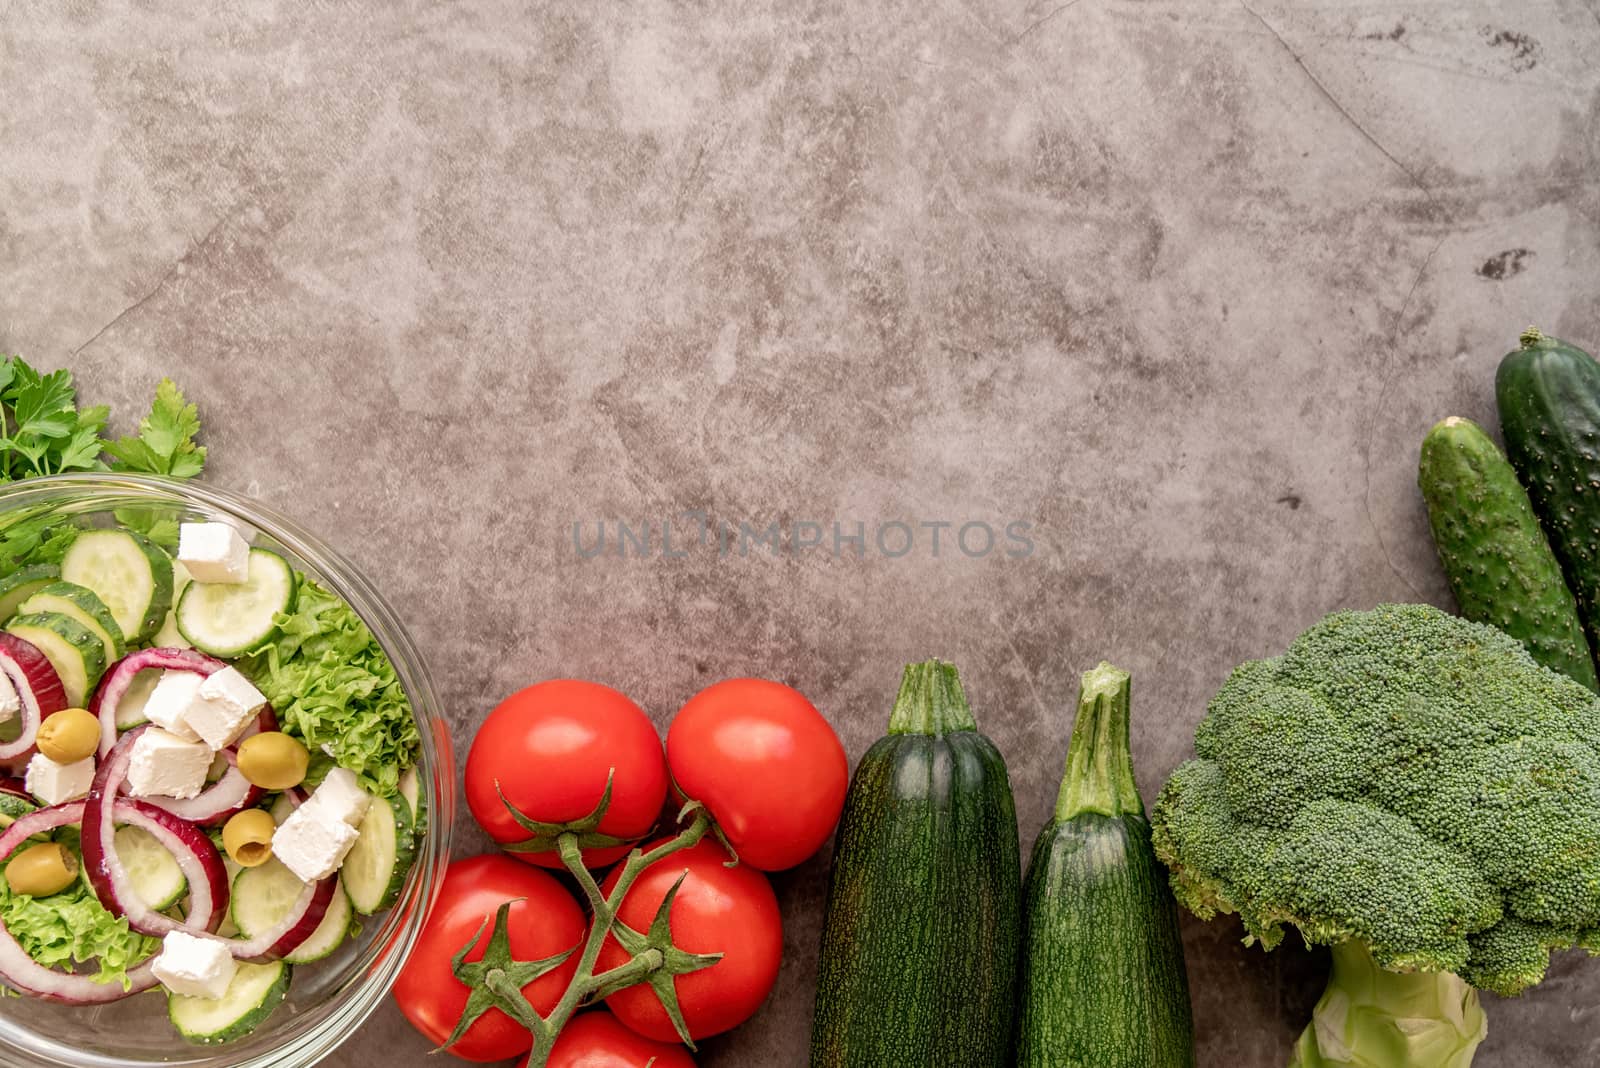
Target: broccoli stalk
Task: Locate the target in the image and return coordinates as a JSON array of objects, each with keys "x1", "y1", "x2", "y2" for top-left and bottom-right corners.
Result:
[
  {"x1": 1290, "y1": 941, "x2": 1485, "y2": 1068},
  {"x1": 1151, "y1": 604, "x2": 1600, "y2": 1067}
]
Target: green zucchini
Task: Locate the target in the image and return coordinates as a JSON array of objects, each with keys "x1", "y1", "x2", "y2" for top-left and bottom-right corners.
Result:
[
  {"x1": 1497, "y1": 328, "x2": 1600, "y2": 678},
  {"x1": 810, "y1": 659, "x2": 1020, "y2": 1068},
  {"x1": 1014, "y1": 663, "x2": 1195, "y2": 1068},
  {"x1": 1418, "y1": 416, "x2": 1597, "y2": 690}
]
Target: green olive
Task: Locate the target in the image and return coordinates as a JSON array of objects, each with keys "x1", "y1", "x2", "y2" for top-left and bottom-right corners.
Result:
[
  {"x1": 36, "y1": 708, "x2": 101, "y2": 765},
  {"x1": 222, "y1": 809, "x2": 277, "y2": 868},
  {"x1": 236, "y1": 732, "x2": 310, "y2": 790},
  {"x1": 5, "y1": 842, "x2": 79, "y2": 897}
]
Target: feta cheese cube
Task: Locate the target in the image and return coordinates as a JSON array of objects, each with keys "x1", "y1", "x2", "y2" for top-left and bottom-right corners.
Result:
[
  {"x1": 177, "y1": 522, "x2": 250, "y2": 584},
  {"x1": 127, "y1": 728, "x2": 213, "y2": 799},
  {"x1": 186, "y1": 667, "x2": 267, "y2": 750},
  {"x1": 25, "y1": 752, "x2": 95, "y2": 805},
  {"x1": 304, "y1": 767, "x2": 372, "y2": 828},
  {"x1": 143, "y1": 670, "x2": 204, "y2": 743},
  {"x1": 152, "y1": 930, "x2": 237, "y2": 1000},
  {"x1": 273, "y1": 802, "x2": 360, "y2": 882},
  {"x1": 0, "y1": 673, "x2": 19, "y2": 725}
]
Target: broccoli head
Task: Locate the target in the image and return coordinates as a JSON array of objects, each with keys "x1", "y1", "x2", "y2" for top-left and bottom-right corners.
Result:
[{"x1": 1152, "y1": 603, "x2": 1600, "y2": 1003}]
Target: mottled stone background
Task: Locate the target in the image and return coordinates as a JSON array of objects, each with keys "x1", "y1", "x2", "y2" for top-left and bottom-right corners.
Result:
[{"x1": 4, "y1": 0, "x2": 1600, "y2": 1064}]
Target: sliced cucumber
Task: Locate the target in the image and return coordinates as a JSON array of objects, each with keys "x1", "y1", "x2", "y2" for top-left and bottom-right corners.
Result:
[
  {"x1": 231, "y1": 857, "x2": 309, "y2": 939},
  {"x1": 175, "y1": 550, "x2": 294, "y2": 658},
  {"x1": 397, "y1": 766, "x2": 425, "y2": 837},
  {"x1": 168, "y1": 960, "x2": 289, "y2": 1045},
  {"x1": 343, "y1": 793, "x2": 415, "y2": 915},
  {"x1": 284, "y1": 878, "x2": 352, "y2": 964},
  {"x1": 17, "y1": 582, "x2": 125, "y2": 666},
  {"x1": 216, "y1": 857, "x2": 244, "y2": 938},
  {"x1": 269, "y1": 793, "x2": 296, "y2": 826},
  {"x1": 114, "y1": 668, "x2": 162, "y2": 728},
  {"x1": 0, "y1": 565, "x2": 60, "y2": 622},
  {"x1": 151, "y1": 561, "x2": 193, "y2": 649},
  {"x1": 116, "y1": 824, "x2": 187, "y2": 910},
  {"x1": 60, "y1": 529, "x2": 173, "y2": 644},
  {"x1": 5, "y1": 612, "x2": 107, "y2": 707}
]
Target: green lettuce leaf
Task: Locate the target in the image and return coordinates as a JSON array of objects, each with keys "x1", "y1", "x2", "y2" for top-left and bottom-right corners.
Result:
[
  {"x1": 235, "y1": 578, "x2": 419, "y2": 796},
  {"x1": 0, "y1": 875, "x2": 160, "y2": 987}
]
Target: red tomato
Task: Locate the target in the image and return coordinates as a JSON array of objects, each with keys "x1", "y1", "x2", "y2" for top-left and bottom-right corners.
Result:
[
  {"x1": 666, "y1": 678, "x2": 847, "y2": 870},
  {"x1": 467, "y1": 680, "x2": 669, "y2": 869},
  {"x1": 548, "y1": 1010, "x2": 697, "y2": 1068},
  {"x1": 596, "y1": 839, "x2": 782, "y2": 1043},
  {"x1": 394, "y1": 855, "x2": 585, "y2": 1062}
]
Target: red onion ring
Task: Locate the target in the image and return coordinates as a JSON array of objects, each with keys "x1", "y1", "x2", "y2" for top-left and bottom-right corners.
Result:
[
  {"x1": 83, "y1": 726, "x2": 332, "y2": 961},
  {"x1": 82, "y1": 727, "x2": 229, "y2": 938},
  {"x1": 0, "y1": 633, "x2": 68, "y2": 760},
  {"x1": 227, "y1": 874, "x2": 339, "y2": 962},
  {"x1": 0, "y1": 802, "x2": 158, "y2": 1003}
]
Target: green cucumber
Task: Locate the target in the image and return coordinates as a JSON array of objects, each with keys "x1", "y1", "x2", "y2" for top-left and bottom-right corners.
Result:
[
  {"x1": 0, "y1": 565, "x2": 60, "y2": 622},
  {"x1": 151, "y1": 561, "x2": 193, "y2": 649},
  {"x1": 343, "y1": 793, "x2": 415, "y2": 915},
  {"x1": 115, "y1": 669, "x2": 162, "y2": 728},
  {"x1": 398, "y1": 766, "x2": 426, "y2": 838},
  {"x1": 1498, "y1": 329, "x2": 1600, "y2": 680},
  {"x1": 17, "y1": 582, "x2": 125, "y2": 667},
  {"x1": 168, "y1": 960, "x2": 289, "y2": 1044},
  {"x1": 116, "y1": 824, "x2": 187, "y2": 911},
  {"x1": 811, "y1": 659, "x2": 1021, "y2": 1068},
  {"x1": 231, "y1": 856, "x2": 349, "y2": 962},
  {"x1": 1014, "y1": 663, "x2": 1194, "y2": 1068},
  {"x1": 175, "y1": 549, "x2": 294, "y2": 657},
  {"x1": 216, "y1": 857, "x2": 244, "y2": 938},
  {"x1": 5, "y1": 612, "x2": 107, "y2": 707},
  {"x1": 284, "y1": 879, "x2": 352, "y2": 964},
  {"x1": 230, "y1": 858, "x2": 307, "y2": 939},
  {"x1": 1418, "y1": 416, "x2": 1597, "y2": 690},
  {"x1": 60, "y1": 529, "x2": 173, "y2": 644},
  {"x1": 268, "y1": 792, "x2": 296, "y2": 826}
]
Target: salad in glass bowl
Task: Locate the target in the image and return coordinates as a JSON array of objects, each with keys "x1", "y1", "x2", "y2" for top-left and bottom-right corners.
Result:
[{"x1": 0, "y1": 474, "x2": 450, "y2": 1068}]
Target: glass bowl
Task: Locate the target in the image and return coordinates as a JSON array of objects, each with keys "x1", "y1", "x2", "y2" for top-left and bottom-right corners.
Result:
[{"x1": 0, "y1": 474, "x2": 454, "y2": 1067}]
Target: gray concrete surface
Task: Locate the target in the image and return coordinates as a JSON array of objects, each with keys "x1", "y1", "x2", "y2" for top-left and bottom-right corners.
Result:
[{"x1": 5, "y1": 1, "x2": 1600, "y2": 1064}]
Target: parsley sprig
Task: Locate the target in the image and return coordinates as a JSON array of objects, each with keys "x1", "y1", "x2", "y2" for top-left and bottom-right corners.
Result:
[
  {"x1": 0, "y1": 356, "x2": 204, "y2": 482},
  {"x1": 0, "y1": 355, "x2": 206, "y2": 568}
]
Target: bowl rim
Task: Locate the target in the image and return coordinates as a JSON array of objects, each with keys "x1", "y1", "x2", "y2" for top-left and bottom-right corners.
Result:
[{"x1": 0, "y1": 473, "x2": 454, "y2": 1068}]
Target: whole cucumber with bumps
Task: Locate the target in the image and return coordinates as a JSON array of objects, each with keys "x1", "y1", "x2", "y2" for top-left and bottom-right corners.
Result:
[
  {"x1": 1496, "y1": 328, "x2": 1600, "y2": 680},
  {"x1": 1418, "y1": 415, "x2": 1596, "y2": 690}
]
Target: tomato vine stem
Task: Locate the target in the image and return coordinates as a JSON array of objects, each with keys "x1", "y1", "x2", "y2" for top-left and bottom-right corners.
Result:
[{"x1": 444, "y1": 780, "x2": 724, "y2": 1068}]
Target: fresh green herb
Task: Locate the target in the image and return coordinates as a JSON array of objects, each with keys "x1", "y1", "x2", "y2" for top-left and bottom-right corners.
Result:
[
  {"x1": 236, "y1": 578, "x2": 418, "y2": 796},
  {"x1": 0, "y1": 358, "x2": 110, "y2": 482},
  {"x1": 0, "y1": 876, "x2": 160, "y2": 988},
  {"x1": 101, "y1": 378, "x2": 207, "y2": 479},
  {"x1": 0, "y1": 360, "x2": 206, "y2": 568}
]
